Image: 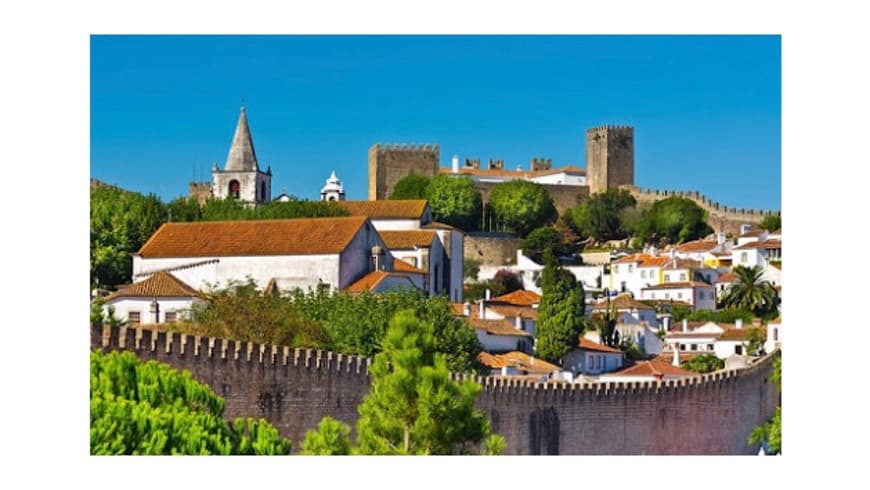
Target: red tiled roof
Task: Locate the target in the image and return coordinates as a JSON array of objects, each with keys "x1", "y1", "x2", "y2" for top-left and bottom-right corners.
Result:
[
  {"x1": 469, "y1": 318, "x2": 533, "y2": 337},
  {"x1": 378, "y1": 230, "x2": 437, "y2": 250},
  {"x1": 106, "y1": 271, "x2": 200, "y2": 301},
  {"x1": 393, "y1": 258, "x2": 427, "y2": 274},
  {"x1": 643, "y1": 281, "x2": 714, "y2": 290},
  {"x1": 738, "y1": 229, "x2": 766, "y2": 238},
  {"x1": 608, "y1": 360, "x2": 698, "y2": 377},
  {"x1": 718, "y1": 327, "x2": 765, "y2": 341},
  {"x1": 674, "y1": 240, "x2": 718, "y2": 253},
  {"x1": 337, "y1": 200, "x2": 429, "y2": 219},
  {"x1": 490, "y1": 289, "x2": 541, "y2": 306},
  {"x1": 345, "y1": 271, "x2": 416, "y2": 294},
  {"x1": 577, "y1": 337, "x2": 623, "y2": 354},
  {"x1": 477, "y1": 351, "x2": 560, "y2": 374},
  {"x1": 138, "y1": 217, "x2": 368, "y2": 258},
  {"x1": 716, "y1": 272, "x2": 737, "y2": 283},
  {"x1": 487, "y1": 304, "x2": 538, "y2": 319},
  {"x1": 663, "y1": 258, "x2": 704, "y2": 270},
  {"x1": 592, "y1": 293, "x2": 654, "y2": 311},
  {"x1": 734, "y1": 239, "x2": 782, "y2": 251}
]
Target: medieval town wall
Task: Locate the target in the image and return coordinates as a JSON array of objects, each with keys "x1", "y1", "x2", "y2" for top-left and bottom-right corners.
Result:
[{"x1": 92, "y1": 324, "x2": 779, "y2": 455}]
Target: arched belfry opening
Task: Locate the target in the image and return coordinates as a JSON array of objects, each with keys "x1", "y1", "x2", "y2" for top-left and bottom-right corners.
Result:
[{"x1": 228, "y1": 180, "x2": 240, "y2": 199}]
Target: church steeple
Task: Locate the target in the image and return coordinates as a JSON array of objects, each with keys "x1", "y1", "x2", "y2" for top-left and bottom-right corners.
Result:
[{"x1": 224, "y1": 106, "x2": 259, "y2": 172}]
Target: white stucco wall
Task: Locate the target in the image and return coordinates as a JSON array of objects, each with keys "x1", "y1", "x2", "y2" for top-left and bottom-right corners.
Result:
[
  {"x1": 765, "y1": 321, "x2": 781, "y2": 353},
  {"x1": 616, "y1": 323, "x2": 663, "y2": 356},
  {"x1": 475, "y1": 330, "x2": 528, "y2": 353},
  {"x1": 528, "y1": 172, "x2": 586, "y2": 185},
  {"x1": 103, "y1": 297, "x2": 203, "y2": 325},
  {"x1": 563, "y1": 349, "x2": 624, "y2": 375},
  {"x1": 213, "y1": 170, "x2": 271, "y2": 203},
  {"x1": 715, "y1": 339, "x2": 750, "y2": 358},
  {"x1": 370, "y1": 219, "x2": 422, "y2": 231}
]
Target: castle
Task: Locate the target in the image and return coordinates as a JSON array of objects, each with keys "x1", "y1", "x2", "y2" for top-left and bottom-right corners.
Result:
[{"x1": 368, "y1": 125, "x2": 635, "y2": 215}]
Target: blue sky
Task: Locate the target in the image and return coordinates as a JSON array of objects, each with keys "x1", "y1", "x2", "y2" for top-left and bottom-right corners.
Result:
[{"x1": 91, "y1": 35, "x2": 781, "y2": 210}]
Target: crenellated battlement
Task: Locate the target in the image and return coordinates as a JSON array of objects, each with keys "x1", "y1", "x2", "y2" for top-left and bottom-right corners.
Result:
[
  {"x1": 587, "y1": 124, "x2": 634, "y2": 133},
  {"x1": 621, "y1": 185, "x2": 780, "y2": 233},
  {"x1": 530, "y1": 157, "x2": 553, "y2": 171},
  {"x1": 372, "y1": 143, "x2": 440, "y2": 155},
  {"x1": 91, "y1": 323, "x2": 779, "y2": 454}
]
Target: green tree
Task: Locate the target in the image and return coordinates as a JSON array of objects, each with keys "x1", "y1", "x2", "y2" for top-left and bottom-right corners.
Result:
[
  {"x1": 353, "y1": 310, "x2": 504, "y2": 455},
  {"x1": 426, "y1": 175, "x2": 482, "y2": 231},
  {"x1": 567, "y1": 189, "x2": 637, "y2": 242},
  {"x1": 759, "y1": 214, "x2": 782, "y2": 233},
  {"x1": 165, "y1": 196, "x2": 203, "y2": 222},
  {"x1": 90, "y1": 350, "x2": 290, "y2": 455},
  {"x1": 464, "y1": 258, "x2": 482, "y2": 281},
  {"x1": 488, "y1": 180, "x2": 557, "y2": 236},
  {"x1": 390, "y1": 173, "x2": 433, "y2": 200},
  {"x1": 301, "y1": 417, "x2": 353, "y2": 455},
  {"x1": 535, "y1": 251, "x2": 586, "y2": 363},
  {"x1": 720, "y1": 266, "x2": 780, "y2": 320},
  {"x1": 681, "y1": 353, "x2": 725, "y2": 373},
  {"x1": 522, "y1": 226, "x2": 568, "y2": 263},
  {"x1": 634, "y1": 196, "x2": 713, "y2": 246}
]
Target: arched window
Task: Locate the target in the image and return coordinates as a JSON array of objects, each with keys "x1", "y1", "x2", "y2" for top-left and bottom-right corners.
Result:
[
  {"x1": 328, "y1": 195, "x2": 337, "y2": 202},
  {"x1": 228, "y1": 180, "x2": 240, "y2": 199},
  {"x1": 260, "y1": 181, "x2": 266, "y2": 201}
]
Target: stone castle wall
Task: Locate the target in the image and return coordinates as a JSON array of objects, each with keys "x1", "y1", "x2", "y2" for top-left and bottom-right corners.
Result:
[
  {"x1": 92, "y1": 324, "x2": 780, "y2": 455},
  {"x1": 464, "y1": 234, "x2": 523, "y2": 266},
  {"x1": 475, "y1": 181, "x2": 589, "y2": 217},
  {"x1": 622, "y1": 185, "x2": 781, "y2": 235},
  {"x1": 368, "y1": 143, "x2": 440, "y2": 200}
]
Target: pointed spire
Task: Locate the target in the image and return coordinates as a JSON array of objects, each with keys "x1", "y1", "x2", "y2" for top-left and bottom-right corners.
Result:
[{"x1": 224, "y1": 106, "x2": 259, "y2": 172}]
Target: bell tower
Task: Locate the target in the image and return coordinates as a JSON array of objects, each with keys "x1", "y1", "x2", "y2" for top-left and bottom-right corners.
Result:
[{"x1": 212, "y1": 106, "x2": 272, "y2": 204}]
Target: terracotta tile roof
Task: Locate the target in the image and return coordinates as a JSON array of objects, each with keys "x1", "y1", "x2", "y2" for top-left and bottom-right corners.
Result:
[
  {"x1": 344, "y1": 271, "x2": 416, "y2": 294},
  {"x1": 106, "y1": 272, "x2": 200, "y2": 301},
  {"x1": 608, "y1": 360, "x2": 698, "y2": 377},
  {"x1": 487, "y1": 304, "x2": 538, "y2": 319},
  {"x1": 577, "y1": 337, "x2": 623, "y2": 354},
  {"x1": 490, "y1": 289, "x2": 541, "y2": 306},
  {"x1": 738, "y1": 229, "x2": 766, "y2": 238},
  {"x1": 613, "y1": 253, "x2": 652, "y2": 265},
  {"x1": 477, "y1": 351, "x2": 561, "y2": 374},
  {"x1": 640, "y1": 256, "x2": 669, "y2": 267},
  {"x1": 592, "y1": 293, "x2": 654, "y2": 311},
  {"x1": 642, "y1": 299, "x2": 693, "y2": 308},
  {"x1": 642, "y1": 281, "x2": 714, "y2": 290},
  {"x1": 378, "y1": 230, "x2": 437, "y2": 250},
  {"x1": 337, "y1": 200, "x2": 428, "y2": 219},
  {"x1": 393, "y1": 258, "x2": 427, "y2": 274},
  {"x1": 735, "y1": 239, "x2": 782, "y2": 250},
  {"x1": 771, "y1": 262, "x2": 782, "y2": 270},
  {"x1": 469, "y1": 318, "x2": 533, "y2": 337},
  {"x1": 439, "y1": 165, "x2": 585, "y2": 179},
  {"x1": 137, "y1": 217, "x2": 368, "y2": 258},
  {"x1": 674, "y1": 240, "x2": 718, "y2": 253},
  {"x1": 716, "y1": 272, "x2": 737, "y2": 283}
]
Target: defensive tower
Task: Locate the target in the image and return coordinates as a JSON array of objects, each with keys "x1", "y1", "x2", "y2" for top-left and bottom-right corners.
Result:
[
  {"x1": 586, "y1": 125, "x2": 634, "y2": 194},
  {"x1": 368, "y1": 143, "x2": 439, "y2": 200}
]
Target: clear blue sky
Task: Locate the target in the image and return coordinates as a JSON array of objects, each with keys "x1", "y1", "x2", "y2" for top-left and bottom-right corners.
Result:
[{"x1": 91, "y1": 35, "x2": 781, "y2": 210}]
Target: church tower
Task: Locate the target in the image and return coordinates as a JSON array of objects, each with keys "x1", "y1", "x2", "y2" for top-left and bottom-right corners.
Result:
[
  {"x1": 212, "y1": 106, "x2": 272, "y2": 204},
  {"x1": 320, "y1": 170, "x2": 346, "y2": 201}
]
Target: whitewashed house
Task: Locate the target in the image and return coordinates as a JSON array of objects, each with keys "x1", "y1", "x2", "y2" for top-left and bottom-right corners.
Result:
[
  {"x1": 102, "y1": 271, "x2": 204, "y2": 325},
  {"x1": 664, "y1": 319, "x2": 764, "y2": 359},
  {"x1": 598, "y1": 359, "x2": 698, "y2": 383},
  {"x1": 562, "y1": 338, "x2": 626, "y2": 376},
  {"x1": 591, "y1": 293, "x2": 659, "y2": 326},
  {"x1": 477, "y1": 351, "x2": 561, "y2": 377},
  {"x1": 441, "y1": 157, "x2": 586, "y2": 186},
  {"x1": 610, "y1": 253, "x2": 668, "y2": 297},
  {"x1": 378, "y1": 230, "x2": 447, "y2": 297},
  {"x1": 640, "y1": 282, "x2": 716, "y2": 310},
  {"x1": 132, "y1": 216, "x2": 395, "y2": 294},
  {"x1": 765, "y1": 315, "x2": 782, "y2": 353}
]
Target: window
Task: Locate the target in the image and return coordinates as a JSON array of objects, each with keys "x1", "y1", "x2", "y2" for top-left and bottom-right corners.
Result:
[
  {"x1": 628, "y1": 264, "x2": 634, "y2": 273},
  {"x1": 735, "y1": 345, "x2": 743, "y2": 355},
  {"x1": 707, "y1": 344, "x2": 714, "y2": 351},
  {"x1": 641, "y1": 270, "x2": 646, "y2": 279},
  {"x1": 740, "y1": 252, "x2": 748, "y2": 263},
  {"x1": 165, "y1": 312, "x2": 177, "y2": 323},
  {"x1": 680, "y1": 273, "x2": 687, "y2": 281},
  {"x1": 665, "y1": 274, "x2": 670, "y2": 282},
  {"x1": 620, "y1": 281, "x2": 627, "y2": 293},
  {"x1": 664, "y1": 292, "x2": 670, "y2": 299},
  {"x1": 679, "y1": 343, "x2": 686, "y2": 351},
  {"x1": 128, "y1": 311, "x2": 141, "y2": 325},
  {"x1": 228, "y1": 180, "x2": 240, "y2": 199},
  {"x1": 691, "y1": 344, "x2": 698, "y2": 351},
  {"x1": 318, "y1": 283, "x2": 331, "y2": 294},
  {"x1": 677, "y1": 292, "x2": 683, "y2": 299},
  {"x1": 614, "y1": 265, "x2": 619, "y2": 273},
  {"x1": 773, "y1": 328, "x2": 779, "y2": 341}
]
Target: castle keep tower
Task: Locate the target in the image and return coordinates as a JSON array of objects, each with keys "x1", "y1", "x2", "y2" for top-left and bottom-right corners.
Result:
[
  {"x1": 212, "y1": 106, "x2": 272, "y2": 204},
  {"x1": 586, "y1": 125, "x2": 634, "y2": 194},
  {"x1": 368, "y1": 143, "x2": 439, "y2": 200}
]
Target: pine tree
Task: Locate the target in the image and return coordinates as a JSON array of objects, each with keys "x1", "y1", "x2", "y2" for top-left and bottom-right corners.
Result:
[{"x1": 535, "y1": 251, "x2": 587, "y2": 363}]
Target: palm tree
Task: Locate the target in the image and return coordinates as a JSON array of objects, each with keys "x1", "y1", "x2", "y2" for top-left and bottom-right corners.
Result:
[{"x1": 720, "y1": 265, "x2": 779, "y2": 319}]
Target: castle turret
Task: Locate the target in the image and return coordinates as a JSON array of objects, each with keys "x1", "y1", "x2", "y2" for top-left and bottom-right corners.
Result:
[{"x1": 586, "y1": 125, "x2": 634, "y2": 194}]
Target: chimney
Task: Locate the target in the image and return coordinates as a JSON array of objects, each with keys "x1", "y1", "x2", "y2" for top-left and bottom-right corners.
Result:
[
  {"x1": 735, "y1": 318, "x2": 743, "y2": 329},
  {"x1": 515, "y1": 316, "x2": 522, "y2": 330},
  {"x1": 452, "y1": 155, "x2": 459, "y2": 173},
  {"x1": 682, "y1": 319, "x2": 688, "y2": 332},
  {"x1": 717, "y1": 232, "x2": 727, "y2": 245},
  {"x1": 150, "y1": 298, "x2": 160, "y2": 324},
  {"x1": 371, "y1": 245, "x2": 384, "y2": 271},
  {"x1": 463, "y1": 302, "x2": 471, "y2": 317},
  {"x1": 752, "y1": 318, "x2": 762, "y2": 328},
  {"x1": 673, "y1": 345, "x2": 681, "y2": 366},
  {"x1": 478, "y1": 299, "x2": 486, "y2": 319},
  {"x1": 485, "y1": 288, "x2": 491, "y2": 300},
  {"x1": 670, "y1": 248, "x2": 676, "y2": 260}
]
